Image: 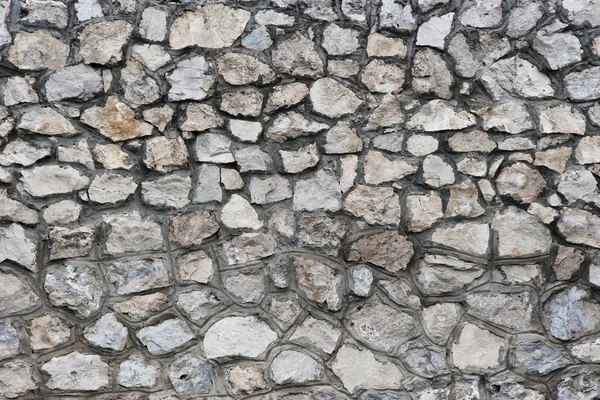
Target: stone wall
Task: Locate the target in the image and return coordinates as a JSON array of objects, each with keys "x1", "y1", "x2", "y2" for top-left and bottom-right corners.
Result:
[{"x1": 1, "y1": 0, "x2": 600, "y2": 398}]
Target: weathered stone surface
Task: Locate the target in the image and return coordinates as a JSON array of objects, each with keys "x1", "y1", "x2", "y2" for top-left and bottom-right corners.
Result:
[
  {"x1": 113, "y1": 293, "x2": 168, "y2": 321},
  {"x1": 8, "y1": 31, "x2": 68, "y2": 70},
  {"x1": 83, "y1": 313, "x2": 128, "y2": 351},
  {"x1": 459, "y1": 0, "x2": 502, "y2": 28},
  {"x1": 414, "y1": 254, "x2": 485, "y2": 295},
  {"x1": 557, "y1": 167, "x2": 600, "y2": 205},
  {"x1": 412, "y1": 48, "x2": 454, "y2": 99},
  {"x1": 144, "y1": 138, "x2": 188, "y2": 173},
  {"x1": 45, "y1": 64, "x2": 103, "y2": 102},
  {"x1": 324, "y1": 121, "x2": 362, "y2": 154},
  {"x1": 265, "y1": 82, "x2": 309, "y2": 113},
  {"x1": 310, "y1": 78, "x2": 362, "y2": 118},
  {"x1": 271, "y1": 350, "x2": 323, "y2": 385},
  {"x1": 220, "y1": 232, "x2": 277, "y2": 265},
  {"x1": 42, "y1": 352, "x2": 109, "y2": 391},
  {"x1": 558, "y1": 208, "x2": 600, "y2": 248},
  {"x1": 169, "y1": 354, "x2": 213, "y2": 396},
  {"x1": 422, "y1": 303, "x2": 460, "y2": 345},
  {"x1": 543, "y1": 286, "x2": 600, "y2": 340},
  {"x1": 167, "y1": 56, "x2": 216, "y2": 101},
  {"x1": 176, "y1": 288, "x2": 226, "y2": 325},
  {"x1": 290, "y1": 316, "x2": 341, "y2": 354},
  {"x1": 28, "y1": 314, "x2": 70, "y2": 351},
  {"x1": 451, "y1": 323, "x2": 506, "y2": 373},
  {"x1": 249, "y1": 175, "x2": 292, "y2": 204},
  {"x1": 0, "y1": 271, "x2": 39, "y2": 316},
  {"x1": 120, "y1": 61, "x2": 161, "y2": 108},
  {"x1": 565, "y1": 66, "x2": 600, "y2": 101},
  {"x1": 78, "y1": 20, "x2": 133, "y2": 65},
  {"x1": 482, "y1": 101, "x2": 532, "y2": 134},
  {"x1": 203, "y1": 316, "x2": 278, "y2": 359},
  {"x1": 137, "y1": 318, "x2": 194, "y2": 355},
  {"x1": 534, "y1": 21, "x2": 583, "y2": 70},
  {"x1": 294, "y1": 256, "x2": 344, "y2": 311},
  {"x1": 429, "y1": 221, "x2": 490, "y2": 256},
  {"x1": 217, "y1": 52, "x2": 276, "y2": 86},
  {"x1": 379, "y1": 0, "x2": 416, "y2": 32},
  {"x1": 294, "y1": 170, "x2": 342, "y2": 212},
  {"x1": 141, "y1": 175, "x2": 191, "y2": 209},
  {"x1": 44, "y1": 264, "x2": 105, "y2": 319},
  {"x1": 220, "y1": 89, "x2": 263, "y2": 117},
  {"x1": 406, "y1": 193, "x2": 443, "y2": 232},
  {"x1": 332, "y1": 344, "x2": 403, "y2": 394},
  {"x1": 169, "y1": 210, "x2": 219, "y2": 248},
  {"x1": 347, "y1": 231, "x2": 413, "y2": 273},
  {"x1": 272, "y1": 33, "x2": 323, "y2": 77},
  {"x1": 563, "y1": 0, "x2": 600, "y2": 26},
  {"x1": 103, "y1": 211, "x2": 163, "y2": 254},
  {"x1": 48, "y1": 226, "x2": 94, "y2": 260},
  {"x1": 406, "y1": 100, "x2": 476, "y2": 131},
  {"x1": 361, "y1": 60, "x2": 405, "y2": 93},
  {"x1": 345, "y1": 297, "x2": 419, "y2": 352},
  {"x1": 482, "y1": 56, "x2": 554, "y2": 100},
  {"x1": 88, "y1": 173, "x2": 137, "y2": 205},
  {"x1": 266, "y1": 111, "x2": 328, "y2": 142},
  {"x1": 511, "y1": 335, "x2": 570, "y2": 376},
  {"x1": 0, "y1": 139, "x2": 50, "y2": 167},
  {"x1": 0, "y1": 321, "x2": 19, "y2": 360},
  {"x1": 118, "y1": 356, "x2": 158, "y2": 388},
  {"x1": 493, "y1": 207, "x2": 552, "y2": 258},
  {"x1": 170, "y1": 4, "x2": 250, "y2": 49},
  {"x1": 225, "y1": 364, "x2": 267, "y2": 395},
  {"x1": 496, "y1": 163, "x2": 546, "y2": 204},
  {"x1": 364, "y1": 151, "x2": 416, "y2": 184},
  {"x1": 0, "y1": 223, "x2": 37, "y2": 271},
  {"x1": 344, "y1": 185, "x2": 401, "y2": 226},
  {"x1": 81, "y1": 96, "x2": 153, "y2": 141},
  {"x1": 223, "y1": 270, "x2": 266, "y2": 304},
  {"x1": 0, "y1": 360, "x2": 37, "y2": 398},
  {"x1": 106, "y1": 258, "x2": 169, "y2": 295},
  {"x1": 132, "y1": 44, "x2": 171, "y2": 72},
  {"x1": 18, "y1": 107, "x2": 76, "y2": 136},
  {"x1": 467, "y1": 288, "x2": 539, "y2": 331},
  {"x1": 367, "y1": 33, "x2": 406, "y2": 58}
]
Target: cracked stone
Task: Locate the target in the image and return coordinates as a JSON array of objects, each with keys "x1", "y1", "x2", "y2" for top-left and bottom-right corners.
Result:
[
  {"x1": 414, "y1": 254, "x2": 485, "y2": 295},
  {"x1": 361, "y1": 59, "x2": 405, "y2": 93},
  {"x1": 493, "y1": 207, "x2": 552, "y2": 257},
  {"x1": 118, "y1": 356, "x2": 158, "y2": 388},
  {"x1": 18, "y1": 107, "x2": 76, "y2": 136},
  {"x1": 0, "y1": 271, "x2": 39, "y2": 316},
  {"x1": 167, "y1": 56, "x2": 216, "y2": 101}
]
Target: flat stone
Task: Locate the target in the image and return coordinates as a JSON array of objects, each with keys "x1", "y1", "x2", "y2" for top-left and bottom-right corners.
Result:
[
  {"x1": 8, "y1": 30, "x2": 68, "y2": 70},
  {"x1": 496, "y1": 162, "x2": 546, "y2": 204},
  {"x1": 3, "y1": 76, "x2": 38, "y2": 106},
  {"x1": 416, "y1": 13, "x2": 453, "y2": 49},
  {"x1": 543, "y1": 286, "x2": 600, "y2": 340},
  {"x1": 137, "y1": 319, "x2": 194, "y2": 355},
  {"x1": 141, "y1": 174, "x2": 191, "y2": 209},
  {"x1": 28, "y1": 314, "x2": 70, "y2": 351},
  {"x1": 379, "y1": 0, "x2": 416, "y2": 32},
  {"x1": 169, "y1": 210, "x2": 219, "y2": 247},
  {"x1": 169, "y1": 355, "x2": 213, "y2": 396},
  {"x1": 169, "y1": 4, "x2": 250, "y2": 49},
  {"x1": 364, "y1": 94, "x2": 405, "y2": 131},
  {"x1": 405, "y1": 193, "x2": 443, "y2": 233},
  {"x1": 367, "y1": 33, "x2": 407, "y2": 57},
  {"x1": 0, "y1": 321, "x2": 19, "y2": 360},
  {"x1": 290, "y1": 316, "x2": 341, "y2": 354},
  {"x1": 42, "y1": 352, "x2": 109, "y2": 391},
  {"x1": 493, "y1": 207, "x2": 552, "y2": 257},
  {"x1": 48, "y1": 226, "x2": 94, "y2": 260},
  {"x1": 194, "y1": 133, "x2": 234, "y2": 163},
  {"x1": 297, "y1": 215, "x2": 347, "y2": 257},
  {"x1": 576, "y1": 136, "x2": 600, "y2": 164},
  {"x1": 0, "y1": 360, "x2": 37, "y2": 398},
  {"x1": 466, "y1": 288, "x2": 540, "y2": 332},
  {"x1": 242, "y1": 25, "x2": 272, "y2": 51},
  {"x1": 563, "y1": 0, "x2": 600, "y2": 26},
  {"x1": 221, "y1": 194, "x2": 262, "y2": 229},
  {"x1": 0, "y1": 138, "x2": 50, "y2": 167},
  {"x1": 534, "y1": 22, "x2": 583, "y2": 70},
  {"x1": 118, "y1": 356, "x2": 158, "y2": 388},
  {"x1": 422, "y1": 303, "x2": 461, "y2": 345},
  {"x1": 268, "y1": 294, "x2": 302, "y2": 330},
  {"x1": 139, "y1": 7, "x2": 167, "y2": 42},
  {"x1": 379, "y1": 277, "x2": 421, "y2": 311},
  {"x1": 322, "y1": 24, "x2": 360, "y2": 55},
  {"x1": 507, "y1": 0, "x2": 543, "y2": 37},
  {"x1": 88, "y1": 173, "x2": 137, "y2": 205},
  {"x1": 406, "y1": 134, "x2": 438, "y2": 156},
  {"x1": 83, "y1": 312, "x2": 128, "y2": 351},
  {"x1": 234, "y1": 146, "x2": 271, "y2": 173},
  {"x1": 445, "y1": 180, "x2": 485, "y2": 218},
  {"x1": 539, "y1": 103, "x2": 586, "y2": 135},
  {"x1": 557, "y1": 167, "x2": 600, "y2": 205},
  {"x1": 18, "y1": 107, "x2": 76, "y2": 136},
  {"x1": 120, "y1": 60, "x2": 161, "y2": 108},
  {"x1": 324, "y1": 121, "x2": 362, "y2": 154},
  {"x1": 447, "y1": 32, "x2": 480, "y2": 78},
  {"x1": 422, "y1": 155, "x2": 455, "y2": 187},
  {"x1": 414, "y1": 254, "x2": 485, "y2": 295},
  {"x1": 113, "y1": 293, "x2": 168, "y2": 321},
  {"x1": 220, "y1": 89, "x2": 263, "y2": 117},
  {"x1": 347, "y1": 231, "x2": 413, "y2": 273},
  {"x1": 279, "y1": 143, "x2": 319, "y2": 173},
  {"x1": 452, "y1": 323, "x2": 506, "y2": 373},
  {"x1": 229, "y1": 119, "x2": 261, "y2": 142},
  {"x1": 272, "y1": 32, "x2": 323, "y2": 77},
  {"x1": 225, "y1": 364, "x2": 267, "y2": 395},
  {"x1": 361, "y1": 59, "x2": 405, "y2": 93},
  {"x1": 93, "y1": 144, "x2": 135, "y2": 170},
  {"x1": 344, "y1": 185, "x2": 401, "y2": 226},
  {"x1": 255, "y1": 9, "x2": 295, "y2": 25},
  {"x1": 429, "y1": 221, "x2": 489, "y2": 256},
  {"x1": 57, "y1": 140, "x2": 94, "y2": 168},
  {"x1": 103, "y1": 211, "x2": 163, "y2": 254},
  {"x1": 220, "y1": 232, "x2": 277, "y2": 265},
  {"x1": 482, "y1": 101, "x2": 533, "y2": 134},
  {"x1": 364, "y1": 151, "x2": 416, "y2": 184},
  {"x1": 569, "y1": 337, "x2": 600, "y2": 363},
  {"x1": 346, "y1": 297, "x2": 419, "y2": 352},
  {"x1": 558, "y1": 208, "x2": 600, "y2": 248},
  {"x1": 401, "y1": 342, "x2": 448, "y2": 378},
  {"x1": 565, "y1": 66, "x2": 600, "y2": 101},
  {"x1": 81, "y1": 96, "x2": 153, "y2": 141},
  {"x1": 412, "y1": 48, "x2": 454, "y2": 99},
  {"x1": 458, "y1": 0, "x2": 502, "y2": 28},
  {"x1": 167, "y1": 56, "x2": 216, "y2": 101},
  {"x1": 22, "y1": 0, "x2": 68, "y2": 27},
  {"x1": 266, "y1": 111, "x2": 328, "y2": 142},
  {"x1": 0, "y1": 271, "x2": 39, "y2": 316},
  {"x1": 534, "y1": 147, "x2": 572, "y2": 173},
  {"x1": 176, "y1": 288, "x2": 226, "y2": 325},
  {"x1": 132, "y1": 44, "x2": 171, "y2": 71},
  {"x1": 406, "y1": 100, "x2": 476, "y2": 131},
  {"x1": 328, "y1": 59, "x2": 360, "y2": 77},
  {"x1": 44, "y1": 264, "x2": 105, "y2": 319},
  {"x1": 310, "y1": 78, "x2": 362, "y2": 118},
  {"x1": 223, "y1": 270, "x2": 266, "y2": 304},
  {"x1": 203, "y1": 316, "x2": 278, "y2": 359},
  {"x1": 332, "y1": 344, "x2": 403, "y2": 394},
  {"x1": 45, "y1": 64, "x2": 102, "y2": 102},
  {"x1": 217, "y1": 52, "x2": 275, "y2": 86},
  {"x1": 482, "y1": 56, "x2": 554, "y2": 100},
  {"x1": 265, "y1": 82, "x2": 309, "y2": 113},
  {"x1": 105, "y1": 258, "x2": 169, "y2": 296},
  {"x1": 511, "y1": 335, "x2": 570, "y2": 375},
  {"x1": 0, "y1": 223, "x2": 37, "y2": 271},
  {"x1": 221, "y1": 168, "x2": 244, "y2": 190},
  {"x1": 294, "y1": 256, "x2": 344, "y2": 311},
  {"x1": 271, "y1": 350, "x2": 323, "y2": 385},
  {"x1": 293, "y1": 170, "x2": 342, "y2": 212},
  {"x1": 74, "y1": 0, "x2": 102, "y2": 21},
  {"x1": 78, "y1": 20, "x2": 133, "y2": 65}
]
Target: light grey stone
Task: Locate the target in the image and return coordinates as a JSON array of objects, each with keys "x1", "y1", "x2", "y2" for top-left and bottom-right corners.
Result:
[
  {"x1": 265, "y1": 82, "x2": 308, "y2": 114},
  {"x1": 507, "y1": 0, "x2": 543, "y2": 37},
  {"x1": 310, "y1": 78, "x2": 362, "y2": 118},
  {"x1": 81, "y1": 96, "x2": 153, "y2": 141},
  {"x1": 0, "y1": 138, "x2": 50, "y2": 167},
  {"x1": 269, "y1": 294, "x2": 302, "y2": 330},
  {"x1": 422, "y1": 303, "x2": 461, "y2": 345},
  {"x1": 482, "y1": 101, "x2": 533, "y2": 134},
  {"x1": 132, "y1": 44, "x2": 171, "y2": 71},
  {"x1": 44, "y1": 264, "x2": 105, "y2": 319},
  {"x1": 493, "y1": 207, "x2": 552, "y2": 257},
  {"x1": 169, "y1": 354, "x2": 213, "y2": 396},
  {"x1": 193, "y1": 164, "x2": 222, "y2": 203},
  {"x1": 75, "y1": 0, "x2": 102, "y2": 21},
  {"x1": 563, "y1": 0, "x2": 600, "y2": 26},
  {"x1": 416, "y1": 13, "x2": 453, "y2": 49},
  {"x1": 322, "y1": 24, "x2": 360, "y2": 55},
  {"x1": 406, "y1": 100, "x2": 476, "y2": 131},
  {"x1": 220, "y1": 232, "x2": 277, "y2": 265},
  {"x1": 290, "y1": 316, "x2": 341, "y2": 354},
  {"x1": 0, "y1": 322, "x2": 19, "y2": 360},
  {"x1": 293, "y1": 170, "x2": 342, "y2": 212},
  {"x1": 176, "y1": 288, "x2": 226, "y2": 325},
  {"x1": 221, "y1": 194, "x2": 262, "y2": 230},
  {"x1": 558, "y1": 208, "x2": 600, "y2": 248},
  {"x1": 539, "y1": 103, "x2": 586, "y2": 135},
  {"x1": 103, "y1": 211, "x2": 163, "y2": 254},
  {"x1": 169, "y1": 210, "x2": 219, "y2": 248},
  {"x1": 401, "y1": 342, "x2": 448, "y2": 378},
  {"x1": 557, "y1": 167, "x2": 600, "y2": 205},
  {"x1": 8, "y1": 31, "x2": 68, "y2": 70},
  {"x1": 118, "y1": 356, "x2": 158, "y2": 388},
  {"x1": 466, "y1": 288, "x2": 540, "y2": 332},
  {"x1": 458, "y1": 0, "x2": 502, "y2": 28},
  {"x1": 350, "y1": 266, "x2": 373, "y2": 297},
  {"x1": 137, "y1": 319, "x2": 194, "y2": 355},
  {"x1": 0, "y1": 271, "x2": 39, "y2": 316},
  {"x1": 379, "y1": 0, "x2": 416, "y2": 32},
  {"x1": 141, "y1": 174, "x2": 191, "y2": 209},
  {"x1": 42, "y1": 352, "x2": 109, "y2": 391},
  {"x1": 45, "y1": 64, "x2": 102, "y2": 102},
  {"x1": 139, "y1": 7, "x2": 167, "y2": 42},
  {"x1": 511, "y1": 335, "x2": 570, "y2": 375},
  {"x1": 380, "y1": 277, "x2": 421, "y2": 311},
  {"x1": 271, "y1": 350, "x2": 323, "y2": 385},
  {"x1": 242, "y1": 25, "x2": 272, "y2": 51},
  {"x1": 2, "y1": 76, "x2": 38, "y2": 106},
  {"x1": 18, "y1": 107, "x2": 76, "y2": 136},
  {"x1": 113, "y1": 293, "x2": 168, "y2": 322},
  {"x1": 496, "y1": 162, "x2": 546, "y2": 204},
  {"x1": 145, "y1": 136, "x2": 189, "y2": 173},
  {"x1": 167, "y1": 56, "x2": 216, "y2": 101},
  {"x1": 347, "y1": 230, "x2": 413, "y2": 273},
  {"x1": 451, "y1": 323, "x2": 506, "y2": 373},
  {"x1": 195, "y1": 133, "x2": 234, "y2": 164},
  {"x1": 78, "y1": 20, "x2": 133, "y2": 65},
  {"x1": 482, "y1": 56, "x2": 554, "y2": 100},
  {"x1": 0, "y1": 360, "x2": 37, "y2": 398},
  {"x1": 0, "y1": 223, "x2": 37, "y2": 271},
  {"x1": 106, "y1": 258, "x2": 169, "y2": 295},
  {"x1": 447, "y1": 33, "x2": 480, "y2": 78},
  {"x1": 534, "y1": 21, "x2": 583, "y2": 70},
  {"x1": 367, "y1": 33, "x2": 407, "y2": 58},
  {"x1": 225, "y1": 364, "x2": 267, "y2": 395},
  {"x1": 217, "y1": 52, "x2": 276, "y2": 86},
  {"x1": 48, "y1": 226, "x2": 94, "y2": 261},
  {"x1": 429, "y1": 221, "x2": 489, "y2": 256},
  {"x1": 362, "y1": 59, "x2": 405, "y2": 93},
  {"x1": 414, "y1": 254, "x2": 485, "y2": 295},
  {"x1": 543, "y1": 286, "x2": 600, "y2": 340},
  {"x1": 88, "y1": 173, "x2": 137, "y2": 205},
  {"x1": 422, "y1": 155, "x2": 455, "y2": 188},
  {"x1": 28, "y1": 314, "x2": 70, "y2": 351},
  {"x1": 223, "y1": 271, "x2": 266, "y2": 304},
  {"x1": 83, "y1": 313, "x2": 128, "y2": 351},
  {"x1": 266, "y1": 111, "x2": 328, "y2": 142},
  {"x1": 324, "y1": 121, "x2": 362, "y2": 154},
  {"x1": 294, "y1": 256, "x2": 344, "y2": 311},
  {"x1": 234, "y1": 146, "x2": 272, "y2": 173},
  {"x1": 203, "y1": 316, "x2": 278, "y2": 359},
  {"x1": 220, "y1": 89, "x2": 263, "y2": 117},
  {"x1": 412, "y1": 47, "x2": 455, "y2": 97},
  {"x1": 365, "y1": 151, "x2": 416, "y2": 184},
  {"x1": 344, "y1": 185, "x2": 401, "y2": 226},
  {"x1": 120, "y1": 60, "x2": 161, "y2": 108},
  {"x1": 272, "y1": 32, "x2": 323, "y2": 77}
]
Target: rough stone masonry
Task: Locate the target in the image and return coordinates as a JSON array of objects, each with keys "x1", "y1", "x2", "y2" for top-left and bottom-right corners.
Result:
[{"x1": 2, "y1": 0, "x2": 600, "y2": 398}]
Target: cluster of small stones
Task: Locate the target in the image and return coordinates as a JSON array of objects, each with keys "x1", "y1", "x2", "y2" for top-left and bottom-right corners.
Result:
[{"x1": 4, "y1": 0, "x2": 600, "y2": 399}]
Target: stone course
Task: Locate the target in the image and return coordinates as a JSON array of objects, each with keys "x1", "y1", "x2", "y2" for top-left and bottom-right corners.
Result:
[{"x1": 0, "y1": 0, "x2": 600, "y2": 399}]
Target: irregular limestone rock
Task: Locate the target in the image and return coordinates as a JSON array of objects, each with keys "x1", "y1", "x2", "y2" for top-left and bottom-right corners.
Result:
[
  {"x1": 367, "y1": 33, "x2": 406, "y2": 58},
  {"x1": 169, "y1": 4, "x2": 250, "y2": 49},
  {"x1": 137, "y1": 319, "x2": 194, "y2": 355},
  {"x1": 272, "y1": 32, "x2": 323, "y2": 77},
  {"x1": 220, "y1": 232, "x2": 277, "y2": 265},
  {"x1": 18, "y1": 107, "x2": 76, "y2": 136},
  {"x1": 294, "y1": 256, "x2": 344, "y2": 311},
  {"x1": 511, "y1": 335, "x2": 570, "y2": 375},
  {"x1": 169, "y1": 210, "x2": 219, "y2": 248},
  {"x1": 249, "y1": 175, "x2": 292, "y2": 204},
  {"x1": 113, "y1": 293, "x2": 168, "y2": 321},
  {"x1": 280, "y1": 143, "x2": 319, "y2": 173},
  {"x1": 422, "y1": 303, "x2": 461, "y2": 345},
  {"x1": 78, "y1": 20, "x2": 133, "y2": 65},
  {"x1": 290, "y1": 316, "x2": 341, "y2": 354},
  {"x1": 0, "y1": 223, "x2": 37, "y2": 271},
  {"x1": 265, "y1": 82, "x2": 309, "y2": 113},
  {"x1": 42, "y1": 352, "x2": 109, "y2": 391},
  {"x1": 141, "y1": 175, "x2": 192, "y2": 209},
  {"x1": 361, "y1": 59, "x2": 405, "y2": 93},
  {"x1": 223, "y1": 270, "x2": 266, "y2": 304},
  {"x1": 414, "y1": 254, "x2": 485, "y2": 295},
  {"x1": 48, "y1": 226, "x2": 94, "y2": 260},
  {"x1": 345, "y1": 297, "x2": 419, "y2": 352},
  {"x1": 81, "y1": 96, "x2": 153, "y2": 141},
  {"x1": 0, "y1": 271, "x2": 39, "y2": 316},
  {"x1": 416, "y1": 13, "x2": 453, "y2": 49},
  {"x1": 203, "y1": 316, "x2": 278, "y2": 359},
  {"x1": 266, "y1": 111, "x2": 328, "y2": 142},
  {"x1": 406, "y1": 100, "x2": 476, "y2": 131},
  {"x1": 20, "y1": 165, "x2": 89, "y2": 198},
  {"x1": 221, "y1": 194, "x2": 262, "y2": 229},
  {"x1": 412, "y1": 48, "x2": 454, "y2": 99},
  {"x1": 293, "y1": 170, "x2": 342, "y2": 212},
  {"x1": 310, "y1": 78, "x2": 362, "y2": 118},
  {"x1": 270, "y1": 350, "x2": 323, "y2": 385},
  {"x1": 343, "y1": 185, "x2": 401, "y2": 226},
  {"x1": 88, "y1": 173, "x2": 137, "y2": 205},
  {"x1": 0, "y1": 360, "x2": 37, "y2": 398},
  {"x1": 120, "y1": 60, "x2": 161, "y2": 108},
  {"x1": 118, "y1": 356, "x2": 158, "y2": 388},
  {"x1": 225, "y1": 364, "x2": 267, "y2": 395},
  {"x1": 103, "y1": 211, "x2": 163, "y2": 254},
  {"x1": 422, "y1": 155, "x2": 455, "y2": 188},
  {"x1": 83, "y1": 313, "x2": 128, "y2": 351},
  {"x1": 8, "y1": 31, "x2": 68, "y2": 70},
  {"x1": 406, "y1": 193, "x2": 444, "y2": 232},
  {"x1": 347, "y1": 231, "x2": 413, "y2": 273},
  {"x1": 0, "y1": 322, "x2": 19, "y2": 360},
  {"x1": 217, "y1": 52, "x2": 276, "y2": 86},
  {"x1": 176, "y1": 288, "x2": 227, "y2": 325},
  {"x1": 539, "y1": 104, "x2": 586, "y2": 135},
  {"x1": 564, "y1": 66, "x2": 600, "y2": 101},
  {"x1": 28, "y1": 314, "x2": 70, "y2": 351},
  {"x1": 452, "y1": 323, "x2": 506, "y2": 373},
  {"x1": 167, "y1": 56, "x2": 216, "y2": 101},
  {"x1": 324, "y1": 121, "x2": 362, "y2": 154},
  {"x1": 105, "y1": 258, "x2": 169, "y2": 295},
  {"x1": 322, "y1": 24, "x2": 359, "y2": 55},
  {"x1": 482, "y1": 56, "x2": 554, "y2": 100},
  {"x1": 543, "y1": 286, "x2": 600, "y2": 340},
  {"x1": 533, "y1": 22, "x2": 583, "y2": 70},
  {"x1": 458, "y1": 0, "x2": 502, "y2": 28},
  {"x1": 466, "y1": 288, "x2": 540, "y2": 332},
  {"x1": 0, "y1": 139, "x2": 51, "y2": 167},
  {"x1": 496, "y1": 163, "x2": 546, "y2": 204},
  {"x1": 482, "y1": 101, "x2": 532, "y2": 134},
  {"x1": 493, "y1": 207, "x2": 552, "y2": 257},
  {"x1": 194, "y1": 133, "x2": 234, "y2": 163},
  {"x1": 45, "y1": 64, "x2": 103, "y2": 102},
  {"x1": 332, "y1": 344, "x2": 403, "y2": 394},
  {"x1": 169, "y1": 354, "x2": 213, "y2": 396},
  {"x1": 429, "y1": 221, "x2": 490, "y2": 256},
  {"x1": 558, "y1": 208, "x2": 600, "y2": 248},
  {"x1": 364, "y1": 151, "x2": 416, "y2": 184}
]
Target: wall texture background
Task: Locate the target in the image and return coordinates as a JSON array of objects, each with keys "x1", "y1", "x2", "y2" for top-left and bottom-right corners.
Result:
[{"x1": 1, "y1": 0, "x2": 600, "y2": 398}]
